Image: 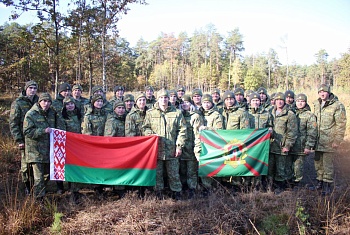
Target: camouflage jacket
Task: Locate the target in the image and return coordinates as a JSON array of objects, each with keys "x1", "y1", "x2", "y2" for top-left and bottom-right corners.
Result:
[
  {"x1": 146, "y1": 96, "x2": 157, "y2": 109},
  {"x1": 261, "y1": 98, "x2": 273, "y2": 112},
  {"x1": 213, "y1": 99, "x2": 224, "y2": 114},
  {"x1": 142, "y1": 102, "x2": 187, "y2": 160},
  {"x1": 290, "y1": 107, "x2": 317, "y2": 155},
  {"x1": 270, "y1": 105, "x2": 298, "y2": 155},
  {"x1": 181, "y1": 110, "x2": 204, "y2": 160},
  {"x1": 9, "y1": 91, "x2": 39, "y2": 144},
  {"x1": 125, "y1": 105, "x2": 149, "y2": 136},
  {"x1": 23, "y1": 104, "x2": 64, "y2": 163},
  {"x1": 200, "y1": 106, "x2": 224, "y2": 130},
  {"x1": 81, "y1": 107, "x2": 107, "y2": 136},
  {"x1": 63, "y1": 110, "x2": 82, "y2": 133},
  {"x1": 222, "y1": 106, "x2": 250, "y2": 130},
  {"x1": 74, "y1": 96, "x2": 90, "y2": 116},
  {"x1": 104, "y1": 113, "x2": 126, "y2": 137},
  {"x1": 235, "y1": 101, "x2": 248, "y2": 110},
  {"x1": 248, "y1": 106, "x2": 274, "y2": 129},
  {"x1": 51, "y1": 94, "x2": 65, "y2": 113},
  {"x1": 109, "y1": 96, "x2": 124, "y2": 108},
  {"x1": 313, "y1": 94, "x2": 347, "y2": 152}
]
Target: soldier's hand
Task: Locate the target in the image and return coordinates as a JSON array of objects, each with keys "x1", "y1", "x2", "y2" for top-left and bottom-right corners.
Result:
[
  {"x1": 304, "y1": 149, "x2": 311, "y2": 155},
  {"x1": 175, "y1": 148, "x2": 182, "y2": 157},
  {"x1": 282, "y1": 147, "x2": 289, "y2": 153},
  {"x1": 332, "y1": 143, "x2": 339, "y2": 148},
  {"x1": 45, "y1": 128, "x2": 52, "y2": 133},
  {"x1": 199, "y1": 126, "x2": 207, "y2": 131}
]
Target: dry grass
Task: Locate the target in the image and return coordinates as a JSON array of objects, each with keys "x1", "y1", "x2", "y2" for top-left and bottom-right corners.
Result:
[{"x1": 1, "y1": 90, "x2": 350, "y2": 234}]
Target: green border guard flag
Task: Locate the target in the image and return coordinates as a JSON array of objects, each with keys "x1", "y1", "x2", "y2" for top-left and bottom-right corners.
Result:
[{"x1": 199, "y1": 128, "x2": 270, "y2": 177}]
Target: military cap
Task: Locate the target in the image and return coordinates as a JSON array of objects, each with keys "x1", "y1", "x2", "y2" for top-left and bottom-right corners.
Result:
[
  {"x1": 124, "y1": 93, "x2": 135, "y2": 102},
  {"x1": 91, "y1": 86, "x2": 104, "y2": 95},
  {"x1": 63, "y1": 96, "x2": 76, "y2": 105},
  {"x1": 182, "y1": 94, "x2": 192, "y2": 102},
  {"x1": 192, "y1": 88, "x2": 203, "y2": 97},
  {"x1": 72, "y1": 84, "x2": 83, "y2": 91},
  {"x1": 234, "y1": 87, "x2": 245, "y2": 95},
  {"x1": 113, "y1": 100, "x2": 125, "y2": 110},
  {"x1": 245, "y1": 90, "x2": 254, "y2": 98},
  {"x1": 257, "y1": 87, "x2": 268, "y2": 95},
  {"x1": 91, "y1": 94, "x2": 104, "y2": 105},
  {"x1": 168, "y1": 90, "x2": 177, "y2": 97},
  {"x1": 145, "y1": 85, "x2": 154, "y2": 92},
  {"x1": 222, "y1": 90, "x2": 235, "y2": 101},
  {"x1": 274, "y1": 92, "x2": 285, "y2": 101},
  {"x1": 202, "y1": 94, "x2": 213, "y2": 103},
  {"x1": 249, "y1": 92, "x2": 261, "y2": 101},
  {"x1": 25, "y1": 80, "x2": 38, "y2": 91},
  {"x1": 38, "y1": 92, "x2": 52, "y2": 102},
  {"x1": 285, "y1": 90, "x2": 295, "y2": 99},
  {"x1": 296, "y1": 93, "x2": 307, "y2": 102},
  {"x1": 134, "y1": 92, "x2": 146, "y2": 102},
  {"x1": 270, "y1": 93, "x2": 276, "y2": 100},
  {"x1": 318, "y1": 84, "x2": 330, "y2": 93},
  {"x1": 177, "y1": 85, "x2": 186, "y2": 92},
  {"x1": 211, "y1": 88, "x2": 220, "y2": 95},
  {"x1": 58, "y1": 82, "x2": 71, "y2": 93},
  {"x1": 157, "y1": 88, "x2": 169, "y2": 98},
  {"x1": 113, "y1": 85, "x2": 124, "y2": 93}
]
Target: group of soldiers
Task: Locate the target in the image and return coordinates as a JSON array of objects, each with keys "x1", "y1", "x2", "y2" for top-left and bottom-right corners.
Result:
[{"x1": 9, "y1": 80, "x2": 347, "y2": 200}]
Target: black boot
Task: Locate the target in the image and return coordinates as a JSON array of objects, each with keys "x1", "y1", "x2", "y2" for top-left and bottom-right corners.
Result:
[
  {"x1": 321, "y1": 182, "x2": 332, "y2": 196},
  {"x1": 24, "y1": 182, "x2": 31, "y2": 196},
  {"x1": 309, "y1": 180, "x2": 323, "y2": 191},
  {"x1": 171, "y1": 191, "x2": 181, "y2": 201},
  {"x1": 155, "y1": 191, "x2": 164, "y2": 200},
  {"x1": 274, "y1": 181, "x2": 286, "y2": 195},
  {"x1": 188, "y1": 189, "x2": 195, "y2": 199},
  {"x1": 56, "y1": 181, "x2": 64, "y2": 194}
]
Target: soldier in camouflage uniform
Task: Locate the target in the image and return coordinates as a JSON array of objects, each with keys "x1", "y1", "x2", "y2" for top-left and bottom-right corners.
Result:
[
  {"x1": 61, "y1": 96, "x2": 83, "y2": 196},
  {"x1": 124, "y1": 94, "x2": 135, "y2": 114},
  {"x1": 10, "y1": 80, "x2": 39, "y2": 195},
  {"x1": 289, "y1": 94, "x2": 317, "y2": 187},
  {"x1": 125, "y1": 93, "x2": 148, "y2": 137},
  {"x1": 177, "y1": 85, "x2": 186, "y2": 100},
  {"x1": 198, "y1": 94, "x2": 224, "y2": 194},
  {"x1": 211, "y1": 88, "x2": 224, "y2": 114},
  {"x1": 285, "y1": 90, "x2": 296, "y2": 111},
  {"x1": 23, "y1": 93, "x2": 64, "y2": 198},
  {"x1": 234, "y1": 87, "x2": 248, "y2": 109},
  {"x1": 312, "y1": 84, "x2": 346, "y2": 195},
  {"x1": 82, "y1": 94, "x2": 107, "y2": 136},
  {"x1": 180, "y1": 95, "x2": 204, "y2": 198},
  {"x1": 247, "y1": 92, "x2": 274, "y2": 190},
  {"x1": 142, "y1": 89, "x2": 186, "y2": 200},
  {"x1": 145, "y1": 85, "x2": 156, "y2": 109},
  {"x1": 257, "y1": 87, "x2": 273, "y2": 112},
  {"x1": 222, "y1": 91, "x2": 250, "y2": 130},
  {"x1": 245, "y1": 90, "x2": 254, "y2": 104},
  {"x1": 104, "y1": 101, "x2": 126, "y2": 137},
  {"x1": 72, "y1": 84, "x2": 90, "y2": 116},
  {"x1": 86, "y1": 86, "x2": 113, "y2": 114},
  {"x1": 222, "y1": 90, "x2": 250, "y2": 189},
  {"x1": 109, "y1": 85, "x2": 125, "y2": 107},
  {"x1": 191, "y1": 88, "x2": 203, "y2": 110},
  {"x1": 169, "y1": 90, "x2": 181, "y2": 109},
  {"x1": 269, "y1": 92, "x2": 297, "y2": 193},
  {"x1": 51, "y1": 82, "x2": 72, "y2": 113}
]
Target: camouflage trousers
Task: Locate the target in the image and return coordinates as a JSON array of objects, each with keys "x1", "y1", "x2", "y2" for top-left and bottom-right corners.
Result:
[
  {"x1": 314, "y1": 151, "x2": 334, "y2": 183},
  {"x1": 179, "y1": 159, "x2": 198, "y2": 190},
  {"x1": 20, "y1": 149, "x2": 33, "y2": 184},
  {"x1": 30, "y1": 162, "x2": 50, "y2": 197},
  {"x1": 268, "y1": 153, "x2": 293, "y2": 182},
  {"x1": 155, "y1": 159, "x2": 182, "y2": 192},
  {"x1": 291, "y1": 154, "x2": 305, "y2": 182}
]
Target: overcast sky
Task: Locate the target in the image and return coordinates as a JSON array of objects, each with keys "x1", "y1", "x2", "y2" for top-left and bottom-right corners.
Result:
[{"x1": 1, "y1": 0, "x2": 350, "y2": 65}]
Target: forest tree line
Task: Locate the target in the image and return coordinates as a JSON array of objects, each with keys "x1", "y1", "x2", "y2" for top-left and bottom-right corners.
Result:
[{"x1": 0, "y1": 0, "x2": 350, "y2": 96}]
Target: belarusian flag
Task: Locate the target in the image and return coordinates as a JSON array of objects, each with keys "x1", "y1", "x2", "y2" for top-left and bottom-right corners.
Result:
[
  {"x1": 199, "y1": 128, "x2": 270, "y2": 177},
  {"x1": 50, "y1": 129, "x2": 158, "y2": 186}
]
